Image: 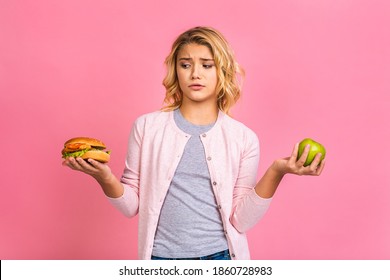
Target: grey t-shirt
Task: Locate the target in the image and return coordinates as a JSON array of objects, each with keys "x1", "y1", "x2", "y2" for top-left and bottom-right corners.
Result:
[{"x1": 152, "y1": 109, "x2": 229, "y2": 258}]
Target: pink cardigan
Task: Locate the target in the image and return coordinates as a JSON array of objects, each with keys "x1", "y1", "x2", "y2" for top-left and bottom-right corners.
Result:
[{"x1": 107, "y1": 110, "x2": 272, "y2": 260}]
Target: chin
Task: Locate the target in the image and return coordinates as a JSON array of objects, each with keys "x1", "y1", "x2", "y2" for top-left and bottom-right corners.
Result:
[{"x1": 184, "y1": 93, "x2": 216, "y2": 103}]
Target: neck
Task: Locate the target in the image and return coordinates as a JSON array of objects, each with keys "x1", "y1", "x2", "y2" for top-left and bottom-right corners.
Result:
[{"x1": 179, "y1": 102, "x2": 218, "y2": 125}]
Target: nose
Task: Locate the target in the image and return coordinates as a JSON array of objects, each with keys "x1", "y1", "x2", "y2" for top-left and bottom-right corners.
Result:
[{"x1": 191, "y1": 65, "x2": 201, "y2": 79}]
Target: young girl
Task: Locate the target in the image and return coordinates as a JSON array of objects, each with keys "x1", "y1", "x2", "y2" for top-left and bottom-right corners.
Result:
[{"x1": 63, "y1": 26, "x2": 325, "y2": 260}]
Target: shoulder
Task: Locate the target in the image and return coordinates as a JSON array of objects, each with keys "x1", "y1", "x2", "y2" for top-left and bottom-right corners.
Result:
[
  {"x1": 133, "y1": 110, "x2": 171, "y2": 128},
  {"x1": 220, "y1": 113, "x2": 259, "y2": 145}
]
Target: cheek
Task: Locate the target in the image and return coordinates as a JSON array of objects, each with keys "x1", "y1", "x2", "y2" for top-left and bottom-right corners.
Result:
[
  {"x1": 176, "y1": 71, "x2": 187, "y2": 93},
  {"x1": 176, "y1": 69, "x2": 186, "y2": 84},
  {"x1": 210, "y1": 71, "x2": 218, "y2": 87}
]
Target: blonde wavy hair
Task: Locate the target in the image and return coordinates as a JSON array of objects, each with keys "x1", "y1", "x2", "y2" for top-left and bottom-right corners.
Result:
[{"x1": 161, "y1": 26, "x2": 244, "y2": 116}]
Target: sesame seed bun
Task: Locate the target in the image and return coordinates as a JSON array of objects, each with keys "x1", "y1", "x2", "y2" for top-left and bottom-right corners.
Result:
[{"x1": 64, "y1": 137, "x2": 106, "y2": 149}]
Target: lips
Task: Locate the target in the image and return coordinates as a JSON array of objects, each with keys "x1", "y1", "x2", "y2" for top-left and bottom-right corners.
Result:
[{"x1": 189, "y1": 84, "x2": 205, "y2": 90}]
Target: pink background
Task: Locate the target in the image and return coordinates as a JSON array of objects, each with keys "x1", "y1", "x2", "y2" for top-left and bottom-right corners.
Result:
[{"x1": 1, "y1": 0, "x2": 389, "y2": 259}]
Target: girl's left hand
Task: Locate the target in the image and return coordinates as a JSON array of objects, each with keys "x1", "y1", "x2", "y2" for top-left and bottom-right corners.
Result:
[{"x1": 272, "y1": 143, "x2": 326, "y2": 177}]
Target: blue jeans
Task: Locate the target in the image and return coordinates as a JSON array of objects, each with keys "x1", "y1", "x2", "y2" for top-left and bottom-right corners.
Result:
[{"x1": 151, "y1": 249, "x2": 231, "y2": 260}]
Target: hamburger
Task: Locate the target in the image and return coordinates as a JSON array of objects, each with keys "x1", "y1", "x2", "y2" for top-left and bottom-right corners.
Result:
[{"x1": 62, "y1": 137, "x2": 111, "y2": 163}]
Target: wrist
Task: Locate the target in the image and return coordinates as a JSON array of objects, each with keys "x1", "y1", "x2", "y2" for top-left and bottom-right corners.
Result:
[
  {"x1": 95, "y1": 172, "x2": 124, "y2": 198},
  {"x1": 94, "y1": 171, "x2": 114, "y2": 186},
  {"x1": 254, "y1": 162, "x2": 285, "y2": 199},
  {"x1": 270, "y1": 160, "x2": 287, "y2": 178}
]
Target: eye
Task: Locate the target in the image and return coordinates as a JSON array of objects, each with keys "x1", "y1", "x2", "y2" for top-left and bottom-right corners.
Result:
[
  {"x1": 180, "y1": 63, "x2": 191, "y2": 69},
  {"x1": 203, "y1": 64, "x2": 214, "y2": 69}
]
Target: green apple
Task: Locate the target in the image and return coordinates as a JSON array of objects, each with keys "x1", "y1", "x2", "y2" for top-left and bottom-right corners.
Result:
[{"x1": 297, "y1": 138, "x2": 326, "y2": 167}]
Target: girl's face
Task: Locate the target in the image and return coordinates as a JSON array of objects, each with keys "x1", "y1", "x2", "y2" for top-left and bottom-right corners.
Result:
[{"x1": 176, "y1": 43, "x2": 218, "y2": 107}]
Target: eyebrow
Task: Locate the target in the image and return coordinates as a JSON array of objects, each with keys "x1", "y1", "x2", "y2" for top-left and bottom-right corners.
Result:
[{"x1": 178, "y1": 57, "x2": 214, "y2": 61}]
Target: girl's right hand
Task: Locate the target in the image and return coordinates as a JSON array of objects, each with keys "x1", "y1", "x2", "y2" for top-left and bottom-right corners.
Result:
[{"x1": 62, "y1": 157, "x2": 113, "y2": 184}]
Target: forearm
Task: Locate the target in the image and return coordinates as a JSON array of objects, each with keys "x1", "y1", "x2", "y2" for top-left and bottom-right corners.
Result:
[
  {"x1": 254, "y1": 162, "x2": 284, "y2": 199},
  {"x1": 95, "y1": 173, "x2": 124, "y2": 198}
]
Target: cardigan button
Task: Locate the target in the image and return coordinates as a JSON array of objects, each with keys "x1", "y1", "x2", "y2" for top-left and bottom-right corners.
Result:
[
  {"x1": 231, "y1": 253, "x2": 235, "y2": 258},
  {"x1": 207, "y1": 156, "x2": 212, "y2": 161},
  {"x1": 202, "y1": 133, "x2": 206, "y2": 137},
  {"x1": 213, "y1": 181, "x2": 217, "y2": 186}
]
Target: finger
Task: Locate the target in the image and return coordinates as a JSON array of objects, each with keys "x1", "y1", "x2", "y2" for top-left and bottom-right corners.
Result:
[
  {"x1": 296, "y1": 144, "x2": 310, "y2": 166},
  {"x1": 316, "y1": 158, "x2": 326, "y2": 175},
  {"x1": 76, "y1": 157, "x2": 98, "y2": 172},
  {"x1": 86, "y1": 158, "x2": 105, "y2": 170},
  {"x1": 289, "y1": 143, "x2": 300, "y2": 163},
  {"x1": 308, "y1": 153, "x2": 322, "y2": 173},
  {"x1": 65, "y1": 157, "x2": 80, "y2": 169}
]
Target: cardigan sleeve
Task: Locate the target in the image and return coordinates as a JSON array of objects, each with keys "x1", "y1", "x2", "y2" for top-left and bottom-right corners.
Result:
[
  {"x1": 106, "y1": 116, "x2": 144, "y2": 218},
  {"x1": 230, "y1": 129, "x2": 272, "y2": 233}
]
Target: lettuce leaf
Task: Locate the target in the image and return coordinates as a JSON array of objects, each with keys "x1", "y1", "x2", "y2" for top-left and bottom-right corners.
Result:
[
  {"x1": 62, "y1": 149, "x2": 89, "y2": 159},
  {"x1": 62, "y1": 149, "x2": 111, "y2": 158}
]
